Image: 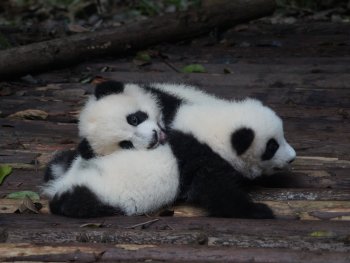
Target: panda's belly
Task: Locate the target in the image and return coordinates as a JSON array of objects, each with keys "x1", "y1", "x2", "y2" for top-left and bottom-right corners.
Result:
[{"x1": 81, "y1": 145, "x2": 179, "y2": 215}]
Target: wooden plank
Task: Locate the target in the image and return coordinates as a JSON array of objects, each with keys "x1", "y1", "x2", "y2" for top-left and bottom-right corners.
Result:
[
  {"x1": 0, "y1": 150, "x2": 40, "y2": 164},
  {"x1": 251, "y1": 188, "x2": 350, "y2": 201},
  {"x1": 76, "y1": 60, "x2": 350, "y2": 75},
  {"x1": 35, "y1": 56, "x2": 350, "y2": 83},
  {"x1": 0, "y1": 120, "x2": 77, "y2": 152},
  {"x1": 158, "y1": 33, "x2": 350, "y2": 58},
  {"x1": 101, "y1": 72, "x2": 350, "y2": 91},
  {"x1": 1, "y1": 213, "x2": 350, "y2": 251},
  {"x1": 0, "y1": 119, "x2": 77, "y2": 136},
  {"x1": 2, "y1": 227, "x2": 350, "y2": 252},
  {"x1": 2, "y1": 214, "x2": 350, "y2": 236},
  {"x1": 0, "y1": 243, "x2": 349, "y2": 263}
]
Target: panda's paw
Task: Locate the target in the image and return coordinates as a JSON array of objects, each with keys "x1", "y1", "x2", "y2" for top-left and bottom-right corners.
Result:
[{"x1": 250, "y1": 203, "x2": 275, "y2": 219}]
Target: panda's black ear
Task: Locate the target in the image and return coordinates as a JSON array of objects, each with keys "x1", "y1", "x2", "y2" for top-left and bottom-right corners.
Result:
[
  {"x1": 95, "y1": 81, "x2": 124, "y2": 99},
  {"x1": 231, "y1": 127, "x2": 254, "y2": 155}
]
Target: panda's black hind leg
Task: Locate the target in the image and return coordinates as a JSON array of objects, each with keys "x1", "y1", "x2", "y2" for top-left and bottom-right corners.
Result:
[
  {"x1": 50, "y1": 185, "x2": 122, "y2": 218},
  {"x1": 187, "y1": 167, "x2": 275, "y2": 219}
]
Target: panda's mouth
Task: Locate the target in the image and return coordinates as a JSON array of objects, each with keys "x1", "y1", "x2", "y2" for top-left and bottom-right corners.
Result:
[{"x1": 148, "y1": 130, "x2": 167, "y2": 149}]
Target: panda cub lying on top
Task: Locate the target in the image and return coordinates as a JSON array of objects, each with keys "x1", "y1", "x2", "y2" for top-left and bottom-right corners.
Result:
[
  {"x1": 43, "y1": 81, "x2": 296, "y2": 219},
  {"x1": 43, "y1": 83, "x2": 179, "y2": 217}
]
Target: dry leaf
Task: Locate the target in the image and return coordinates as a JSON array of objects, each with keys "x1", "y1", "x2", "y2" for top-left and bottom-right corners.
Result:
[
  {"x1": 8, "y1": 109, "x2": 49, "y2": 120},
  {"x1": 80, "y1": 223, "x2": 104, "y2": 228},
  {"x1": 16, "y1": 196, "x2": 40, "y2": 214}
]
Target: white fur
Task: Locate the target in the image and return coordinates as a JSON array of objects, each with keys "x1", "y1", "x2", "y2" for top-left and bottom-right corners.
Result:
[
  {"x1": 79, "y1": 84, "x2": 164, "y2": 156},
  {"x1": 43, "y1": 144, "x2": 179, "y2": 215},
  {"x1": 152, "y1": 83, "x2": 221, "y2": 104},
  {"x1": 150, "y1": 84, "x2": 296, "y2": 179},
  {"x1": 50, "y1": 163, "x2": 67, "y2": 179}
]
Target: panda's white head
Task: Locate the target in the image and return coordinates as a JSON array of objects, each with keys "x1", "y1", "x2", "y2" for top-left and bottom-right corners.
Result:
[
  {"x1": 227, "y1": 99, "x2": 296, "y2": 179},
  {"x1": 79, "y1": 81, "x2": 166, "y2": 156}
]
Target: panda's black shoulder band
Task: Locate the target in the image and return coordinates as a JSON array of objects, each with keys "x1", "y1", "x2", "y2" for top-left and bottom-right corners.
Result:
[{"x1": 95, "y1": 81, "x2": 124, "y2": 99}]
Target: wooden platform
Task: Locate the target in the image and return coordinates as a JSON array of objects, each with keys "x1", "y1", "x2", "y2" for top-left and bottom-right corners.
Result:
[{"x1": 0, "y1": 22, "x2": 350, "y2": 262}]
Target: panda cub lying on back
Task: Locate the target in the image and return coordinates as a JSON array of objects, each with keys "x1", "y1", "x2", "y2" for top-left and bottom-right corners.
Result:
[{"x1": 43, "y1": 82, "x2": 179, "y2": 218}]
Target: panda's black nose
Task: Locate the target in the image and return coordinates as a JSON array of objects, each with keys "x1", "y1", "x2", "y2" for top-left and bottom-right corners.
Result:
[{"x1": 288, "y1": 158, "x2": 295, "y2": 164}]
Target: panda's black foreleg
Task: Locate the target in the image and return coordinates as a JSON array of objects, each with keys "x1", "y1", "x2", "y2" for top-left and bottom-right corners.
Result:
[
  {"x1": 188, "y1": 169, "x2": 275, "y2": 219},
  {"x1": 49, "y1": 185, "x2": 122, "y2": 218}
]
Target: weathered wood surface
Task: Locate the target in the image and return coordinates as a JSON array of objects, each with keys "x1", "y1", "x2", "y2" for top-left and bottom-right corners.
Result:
[
  {"x1": 1, "y1": 21, "x2": 350, "y2": 261},
  {"x1": 1, "y1": 243, "x2": 349, "y2": 263},
  {"x1": 1, "y1": 214, "x2": 350, "y2": 251}
]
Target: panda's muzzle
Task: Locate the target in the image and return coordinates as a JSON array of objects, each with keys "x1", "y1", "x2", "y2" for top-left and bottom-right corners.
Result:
[{"x1": 148, "y1": 129, "x2": 167, "y2": 149}]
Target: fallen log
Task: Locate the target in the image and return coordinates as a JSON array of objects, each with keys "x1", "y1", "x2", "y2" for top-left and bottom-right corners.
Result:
[{"x1": 0, "y1": 0, "x2": 275, "y2": 79}]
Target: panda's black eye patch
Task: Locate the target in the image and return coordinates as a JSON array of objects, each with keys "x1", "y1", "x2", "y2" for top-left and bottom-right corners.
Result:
[
  {"x1": 127, "y1": 111, "x2": 148, "y2": 126},
  {"x1": 119, "y1": 140, "x2": 134, "y2": 149},
  {"x1": 231, "y1": 127, "x2": 255, "y2": 155},
  {"x1": 261, "y1": 139, "x2": 279, "y2": 161}
]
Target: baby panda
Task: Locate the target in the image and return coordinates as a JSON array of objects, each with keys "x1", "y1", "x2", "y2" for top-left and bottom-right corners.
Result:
[
  {"x1": 140, "y1": 83, "x2": 296, "y2": 218},
  {"x1": 43, "y1": 82, "x2": 179, "y2": 218},
  {"x1": 45, "y1": 81, "x2": 166, "y2": 182}
]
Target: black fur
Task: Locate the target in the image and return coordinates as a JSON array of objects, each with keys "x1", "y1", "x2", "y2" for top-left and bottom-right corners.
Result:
[
  {"x1": 44, "y1": 149, "x2": 78, "y2": 182},
  {"x1": 49, "y1": 185, "x2": 122, "y2": 218},
  {"x1": 231, "y1": 127, "x2": 255, "y2": 155},
  {"x1": 95, "y1": 81, "x2": 124, "y2": 100},
  {"x1": 127, "y1": 111, "x2": 148, "y2": 126},
  {"x1": 261, "y1": 138, "x2": 279, "y2": 161},
  {"x1": 169, "y1": 130, "x2": 274, "y2": 219},
  {"x1": 143, "y1": 86, "x2": 183, "y2": 128},
  {"x1": 119, "y1": 140, "x2": 134, "y2": 149},
  {"x1": 77, "y1": 138, "x2": 95, "y2": 159}
]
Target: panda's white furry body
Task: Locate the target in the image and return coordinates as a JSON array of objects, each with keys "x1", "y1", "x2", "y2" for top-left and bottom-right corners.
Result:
[
  {"x1": 43, "y1": 145, "x2": 178, "y2": 216},
  {"x1": 43, "y1": 82, "x2": 178, "y2": 218}
]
